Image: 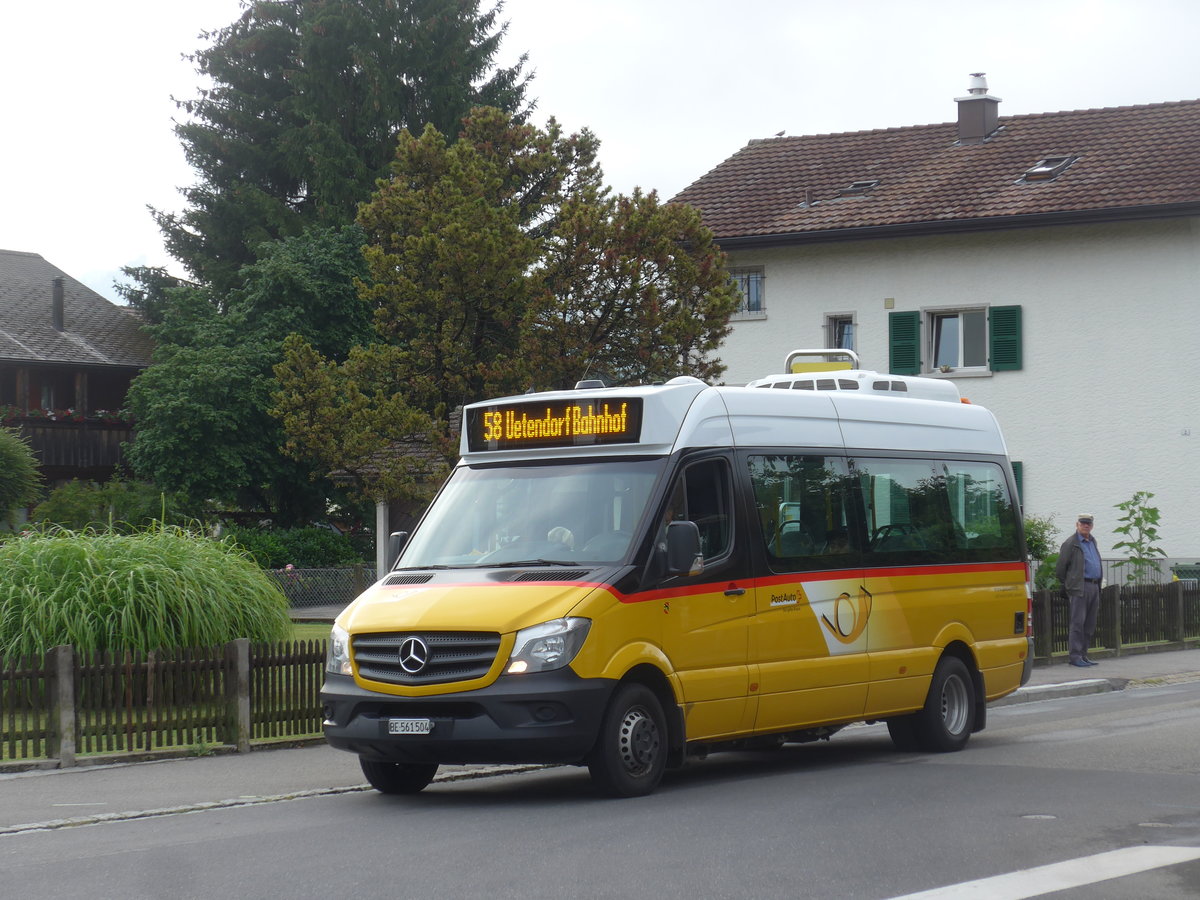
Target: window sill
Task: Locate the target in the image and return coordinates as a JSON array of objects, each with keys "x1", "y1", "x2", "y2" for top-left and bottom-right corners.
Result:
[
  {"x1": 731, "y1": 311, "x2": 768, "y2": 322},
  {"x1": 926, "y1": 368, "x2": 993, "y2": 379}
]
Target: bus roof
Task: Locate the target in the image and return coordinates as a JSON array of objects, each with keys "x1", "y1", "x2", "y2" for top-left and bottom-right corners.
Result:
[{"x1": 459, "y1": 369, "x2": 1007, "y2": 463}]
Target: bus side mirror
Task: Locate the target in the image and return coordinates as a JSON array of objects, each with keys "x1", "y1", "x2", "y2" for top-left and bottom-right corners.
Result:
[
  {"x1": 666, "y1": 521, "x2": 703, "y2": 577},
  {"x1": 387, "y1": 531, "x2": 409, "y2": 569}
]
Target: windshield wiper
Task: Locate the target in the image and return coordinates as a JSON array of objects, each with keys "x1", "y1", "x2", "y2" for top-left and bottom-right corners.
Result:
[{"x1": 486, "y1": 559, "x2": 582, "y2": 567}]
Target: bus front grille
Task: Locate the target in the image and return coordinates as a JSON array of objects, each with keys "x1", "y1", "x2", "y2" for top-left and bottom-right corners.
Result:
[{"x1": 352, "y1": 631, "x2": 502, "y2": 685}]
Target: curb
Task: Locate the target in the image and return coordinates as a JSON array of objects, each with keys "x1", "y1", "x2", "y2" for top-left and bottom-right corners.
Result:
[{"x1": 991, "y1": 677, "x2": 1126, "y2": 707}]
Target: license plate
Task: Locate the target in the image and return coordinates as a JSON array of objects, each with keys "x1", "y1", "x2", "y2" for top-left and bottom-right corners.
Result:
[{"x1": 388, "y1": 718, "x2": 433, "y2": 735}]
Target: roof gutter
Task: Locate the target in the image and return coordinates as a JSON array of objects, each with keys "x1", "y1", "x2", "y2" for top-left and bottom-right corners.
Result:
[{"x1": 708, "y1": 202, "x2": 1200, "y2": 249}]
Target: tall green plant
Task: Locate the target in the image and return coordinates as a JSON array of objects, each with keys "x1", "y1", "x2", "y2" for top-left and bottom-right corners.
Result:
[
  {"x1": 0, "y1": 427, "x2": 43, "y2": 527},
  {"x1": 1110, "y1": 490, "x2": 1167, "y2": 584},
  {"x1": 0, "y1": 526, "x2": 292, "y2": 656}
]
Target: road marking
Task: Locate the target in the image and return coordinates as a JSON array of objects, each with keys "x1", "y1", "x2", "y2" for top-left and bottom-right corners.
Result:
[{"x1": 889, "y1": 845, "x2": 1200, "y2": 899}]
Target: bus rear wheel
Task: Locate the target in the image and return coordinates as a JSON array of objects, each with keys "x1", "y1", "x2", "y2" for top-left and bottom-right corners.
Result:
[
  {"x1": 587, "y1": 683, "x2": 667, "y2": 798},
  {"x1": 909, "y1": 656, "x2": 976, "y2": 752},
  {"x1": 359, "y1": 758, "x2": 439, "y2": 794}
]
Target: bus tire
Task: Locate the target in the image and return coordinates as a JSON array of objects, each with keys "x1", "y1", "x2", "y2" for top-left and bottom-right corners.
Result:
[
  {"x1": 886, "y1": 715, "x2": 920, "y2": 751},
  {"x1": 912, "y1": 656, "x2": 976, "y2": 752},
  {"x1": 360, "y1": 757, "x2": 439, "y2": 794},
  {"x1": 587, "y1": 682, "x2": 667, "y2": 797}
]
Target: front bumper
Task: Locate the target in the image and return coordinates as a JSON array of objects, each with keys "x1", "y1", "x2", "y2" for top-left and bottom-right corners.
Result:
[{"x1": 321, "y1": 669, "x2": 615, "y2": 765}]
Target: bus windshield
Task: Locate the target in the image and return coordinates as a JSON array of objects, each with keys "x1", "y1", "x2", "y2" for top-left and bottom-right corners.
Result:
[{"x1": 396, "y1": 458, "x2": 666, "y2": 568}]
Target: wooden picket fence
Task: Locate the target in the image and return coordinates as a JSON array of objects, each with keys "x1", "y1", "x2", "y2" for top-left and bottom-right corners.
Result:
[
  {"x1": 4, "y1": 581, "x2": 1197, "y2": 767},
  {"x1": 0, "y1": 639, "x2": 326, "y2": 765},
  {"x1": 1031, "y1": 580, "x2": 1200, "y2": 660}
]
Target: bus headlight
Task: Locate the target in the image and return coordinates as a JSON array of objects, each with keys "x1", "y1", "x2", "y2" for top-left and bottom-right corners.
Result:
[
  {"x1": 506, "y1": 618, "x2": 591, "y2": 674},
  {"x1": 327, "y1": 624, "x2": 352, "y2": 675}
]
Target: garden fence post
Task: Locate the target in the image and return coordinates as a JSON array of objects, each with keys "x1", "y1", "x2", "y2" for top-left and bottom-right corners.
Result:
[
  {"x1": 1110, "y1": 587, "x2": 1122, "y2": 656},
  {"x1": 47, "y1": 644, "x2": 76, "y2": 767},
  {"x1": 1037, "y1": 590, "x2": 1054, "y2": 661},
  {"x1": 223, "y1": 639, "x2": 251, "y2": 753},
  {"x1": 1171, "y1": 580, "x2": 1185, "y2": 643}
]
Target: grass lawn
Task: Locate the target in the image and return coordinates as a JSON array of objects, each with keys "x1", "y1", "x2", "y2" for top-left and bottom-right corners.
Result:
[{"x1": 292, "y1": 622, "x2": 332, "y2": 642}]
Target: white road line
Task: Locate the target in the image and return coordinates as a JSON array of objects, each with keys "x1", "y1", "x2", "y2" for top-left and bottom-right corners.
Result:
[{"x1": 889, "y1": 845, "x2": 1200, "y2": 900}]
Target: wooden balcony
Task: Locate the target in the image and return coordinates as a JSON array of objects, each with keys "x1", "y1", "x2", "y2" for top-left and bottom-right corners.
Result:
[{"x1": 10, "y1": 418, "x2": 134, "y2": 478}]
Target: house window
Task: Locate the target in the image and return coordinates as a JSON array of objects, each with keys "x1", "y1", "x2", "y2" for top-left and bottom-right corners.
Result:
[
  {"x1": 826, "y1": 315, "x2": 855, "y2": 351},
  {"x1": 932, "y1": 309, "x2": 987, "y2": 369},
  {"x1": 888, "y1": 306, "x2": 1022, "y2": 375},
  {"x1": 729, "y1": 268, "x2": 766, "y2": 319}
]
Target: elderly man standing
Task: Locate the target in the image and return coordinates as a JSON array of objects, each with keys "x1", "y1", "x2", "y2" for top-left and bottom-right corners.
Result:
[{"x1": 1056, "y1": 514, "x2": 1103, "y2": 667}]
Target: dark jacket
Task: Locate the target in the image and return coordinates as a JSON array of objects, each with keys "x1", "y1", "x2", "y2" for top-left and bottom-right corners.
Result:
[{"x1": 1056, "y1": 533, "x2": 1098, "y2": 594}]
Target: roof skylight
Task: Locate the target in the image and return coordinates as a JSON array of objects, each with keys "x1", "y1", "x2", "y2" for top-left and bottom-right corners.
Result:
[{"x1": 1021, "y1": 156, "x2": 1077, "y2": 182}]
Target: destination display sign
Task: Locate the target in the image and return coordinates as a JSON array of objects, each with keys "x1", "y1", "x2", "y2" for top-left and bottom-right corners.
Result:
[{"x1": 466, "y1": 397, "x2": 644, "y2": 452}]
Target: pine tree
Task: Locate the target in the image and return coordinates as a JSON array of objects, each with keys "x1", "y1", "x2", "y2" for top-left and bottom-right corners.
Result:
[{"x1": 151, "y1": 0, "x2": 530, "y2": 294}]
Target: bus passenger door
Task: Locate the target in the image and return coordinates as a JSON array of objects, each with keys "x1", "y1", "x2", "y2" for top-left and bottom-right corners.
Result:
[
  {"x1": 655, "y1": 454, "x2": 755, "y2": 741},
  {"x1": 744, "y1": 454, "x2": 869, "y2": 732}
]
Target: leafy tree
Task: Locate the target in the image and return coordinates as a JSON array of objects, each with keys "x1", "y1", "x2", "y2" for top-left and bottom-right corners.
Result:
[
  {"x1": 142, "y1": 0, "x2": 530, "y2": 297},
  {"x1": 0, "y1": 427, "x2": 42, "y2": 527},
  {"x1": 125, "y1": 227, "x2": 374, "y2": 524},
  {"x1": 528, "y1": 187, "x2": 740, "y2": 390},
  {"x1": 1110, "y1": 490, "x2": 1167, "y2": 584},
  {"x1": 273, "y1": 108, "x2": 739, "y2": 507}
]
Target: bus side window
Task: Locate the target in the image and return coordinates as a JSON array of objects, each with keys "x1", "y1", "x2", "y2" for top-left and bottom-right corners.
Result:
[
  {"x1": 657, "y1": 458, "x2": 733, "y2": 565},
  {"x1": 854, "y1": 457, "x2": 962, "y2": 565},
  {"x1": 747, "y1": 454, "x2": 856, "y2": 572},
  {"x1": 939, "y1": 460, "x2": 1021, "y2": 561}
]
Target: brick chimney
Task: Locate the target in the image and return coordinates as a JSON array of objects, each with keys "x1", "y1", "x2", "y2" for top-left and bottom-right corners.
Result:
[
  {"x1": 955, "y1": 73, "x2": 1001, "y2": 143},
  {"x1": 52, "y1": 276, "x2": 65, "y2": 331}
]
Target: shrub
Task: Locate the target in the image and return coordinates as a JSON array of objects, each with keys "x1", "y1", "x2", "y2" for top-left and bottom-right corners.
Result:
[
  {"x1": 0, "y1": 427, "x2": 43, "y2": 527},
  {"x1": 223, "y1": 527, "x2": 290, "y2": 568},
  {"x1": 0, "y1": 526, "x2": 292, "y2": 656},
  {"x1": 32, "y1": 478, "x2": 202, "y2": 532},
  {"x1": 1022, "y1": 513, "x2": 1059, "y2": 564},
  {"x1": 224, "y1": 525, "x2": 363, "y2": 568},
  {"x1": 278, "y1": 527, "x2": 363, "y2": 567},
  {"x1": 1036, "y1": 553, "x2": 1061, "y2": 592}
]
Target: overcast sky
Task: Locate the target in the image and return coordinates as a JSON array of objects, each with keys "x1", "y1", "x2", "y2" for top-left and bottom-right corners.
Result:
[{"x1": 3, "y1": 0, "x2": 1198, "y2": 303}]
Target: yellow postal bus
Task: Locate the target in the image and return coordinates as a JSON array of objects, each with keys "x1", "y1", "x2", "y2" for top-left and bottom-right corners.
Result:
[{"x1": 321, "y1": 358, "x2": 1033, "y2": 796}]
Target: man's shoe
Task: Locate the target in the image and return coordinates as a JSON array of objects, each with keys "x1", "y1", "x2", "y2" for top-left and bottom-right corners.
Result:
[
  {"x1": 1083, "y1": 657, "x2": 1098, "y2": 666},
  {"x1": 1069, "y1": 659, "x2": 1090, "y2": 668}
]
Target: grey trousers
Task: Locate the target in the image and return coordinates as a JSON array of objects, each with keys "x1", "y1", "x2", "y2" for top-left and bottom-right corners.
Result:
[{"x1": 1067, "y1": 581, "x2": 1101, "y2": 662}]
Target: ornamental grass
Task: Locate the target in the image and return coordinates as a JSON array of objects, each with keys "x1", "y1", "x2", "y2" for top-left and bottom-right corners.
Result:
[{"x1": 0, "y1": 525, "x2": 292, "y2": 657}]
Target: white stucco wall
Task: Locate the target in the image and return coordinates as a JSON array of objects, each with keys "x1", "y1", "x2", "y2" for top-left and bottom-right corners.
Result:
[{"x1": 716, "y1": 218, "x2": 1200, "y2": 557}]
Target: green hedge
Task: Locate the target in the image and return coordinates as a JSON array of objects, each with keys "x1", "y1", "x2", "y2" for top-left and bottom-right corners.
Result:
[{"x1": 223, "y1": 526, "x2": 364, "y2": 568}]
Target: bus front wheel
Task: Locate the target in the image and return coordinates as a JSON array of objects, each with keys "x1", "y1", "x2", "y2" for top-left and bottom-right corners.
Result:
[
  {"x1": 587, "y1": 682, "x2": 667, "y2": 797},
  {"x1": 360, "y1": 758, "x2": 439, "y2": 794}
]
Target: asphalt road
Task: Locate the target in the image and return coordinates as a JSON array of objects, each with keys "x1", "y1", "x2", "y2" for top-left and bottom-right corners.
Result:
[{"x1": 2, "y1": 679, "x2": 1198, "y2": 899}]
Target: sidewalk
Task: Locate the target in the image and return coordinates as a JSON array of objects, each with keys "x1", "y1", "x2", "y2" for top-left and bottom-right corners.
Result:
[
  {"x1": 3, "y1": 647, "x2": 1198, "y2": 834},
  {"x1": 996, "y1": 644, "x2": 1200, "y2": 705}
]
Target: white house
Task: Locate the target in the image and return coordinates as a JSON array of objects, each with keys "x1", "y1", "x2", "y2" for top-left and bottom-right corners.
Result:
[{"x1": 674, "y1": 77, "x2": 1200, "y2": 559}]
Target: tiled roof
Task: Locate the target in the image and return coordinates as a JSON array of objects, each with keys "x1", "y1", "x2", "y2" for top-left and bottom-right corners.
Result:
[
  {"x1": 672, "y1": 99, "x2": 1200, "y2": 243},
  {"x1": 0, "y1": 249, "x2": 154, "y2": 367}
]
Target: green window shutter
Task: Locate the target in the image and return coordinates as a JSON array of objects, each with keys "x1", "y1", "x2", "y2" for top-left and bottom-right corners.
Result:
[
  {"x1": 989, "y1": 305, "x2": 1022, "y2": 371},
  {"x1": 1011, "y1": 460, "x2": 1023, "y2": 507},
  {"x1": 888, "y1": 310, "x2": 921, "y2": 375}
]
